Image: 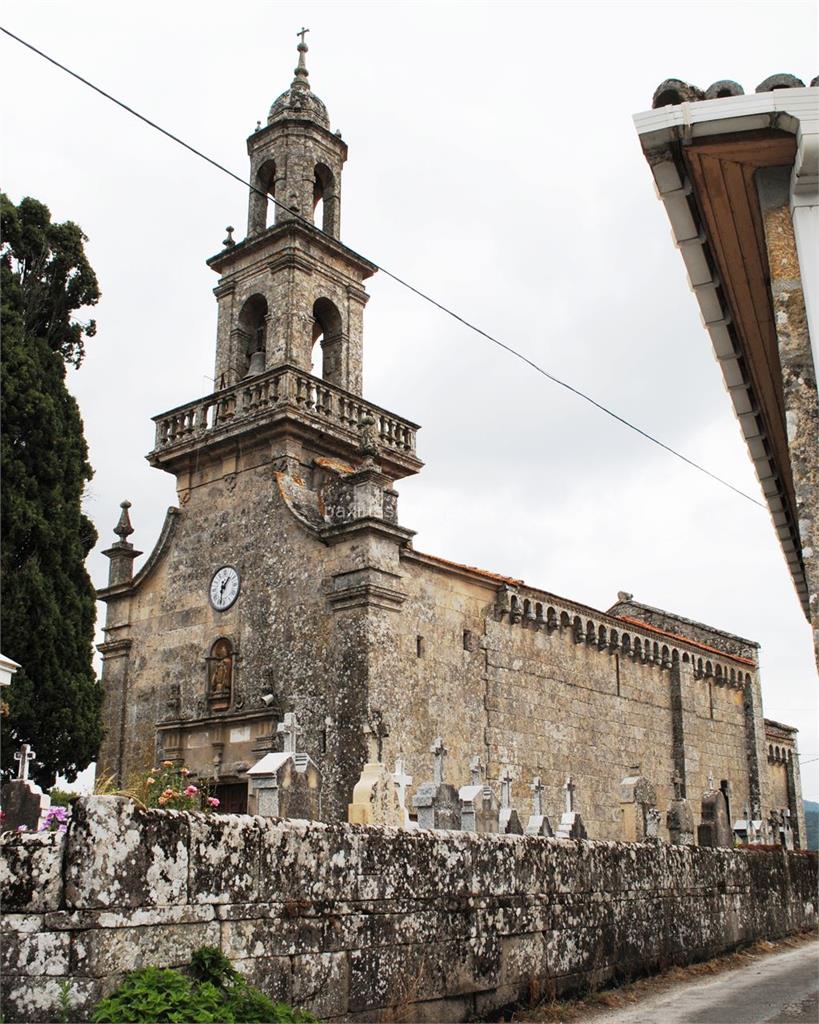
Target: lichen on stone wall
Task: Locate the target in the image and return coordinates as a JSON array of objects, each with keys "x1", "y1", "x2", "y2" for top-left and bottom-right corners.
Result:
[{"x1": 2, "y1": 797, "x2": 816, "y2": 1024}]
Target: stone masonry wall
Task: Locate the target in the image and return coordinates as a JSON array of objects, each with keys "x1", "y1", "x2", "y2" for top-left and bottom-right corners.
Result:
[
  {"x1": 2, "y1": 797, "x2": 816, "y2": 1024},
  {"x1": 373, "y1": 557, "x2": 766, "y2": 842}
]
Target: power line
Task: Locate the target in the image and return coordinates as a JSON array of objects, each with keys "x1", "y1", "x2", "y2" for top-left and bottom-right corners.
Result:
[{"x1": 0, "y1": 24, "x2": 767, "y2": 510}]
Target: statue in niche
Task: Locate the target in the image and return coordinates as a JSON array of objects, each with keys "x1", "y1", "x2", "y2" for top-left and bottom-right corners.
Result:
[{"x1": 208, "y1": 638, "x2": 233, "y2": 709}]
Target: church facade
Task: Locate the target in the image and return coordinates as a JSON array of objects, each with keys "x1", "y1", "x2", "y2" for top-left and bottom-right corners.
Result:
[{"x1": 97, "y1": 43, "x2": 806, "y2": 844}]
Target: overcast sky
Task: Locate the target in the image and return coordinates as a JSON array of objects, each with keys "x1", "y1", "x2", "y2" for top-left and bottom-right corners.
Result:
[{"x1": 2, "y1": 1, "x2": 817, "y2": 798}]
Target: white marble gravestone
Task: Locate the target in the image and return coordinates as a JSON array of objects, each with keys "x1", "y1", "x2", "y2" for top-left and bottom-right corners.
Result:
[{"x1": 247, "y1": 714, "x2": 321, "y2": 820}]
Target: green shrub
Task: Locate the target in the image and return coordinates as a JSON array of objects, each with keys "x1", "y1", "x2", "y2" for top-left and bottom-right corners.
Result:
[
  {"x1": 91, "y1": 949, "x2": 318, "y2": 1024},
  {"x1": 48, "y1": 788, "x2": 80, "y2": 807},
  {"x1": 190, "y1": 946, "x2": 237, "y2": 988}
]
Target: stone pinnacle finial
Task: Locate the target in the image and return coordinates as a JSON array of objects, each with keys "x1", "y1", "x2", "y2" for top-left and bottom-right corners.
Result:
[
  {"x1": 293, "y1": 27, "x2": 310, "y2": 87},
  {"x1": 358, "y1": 413, "x2": 380, "y2": 459},
  {"x1": 114, "y1": 501, "x2": 134, "y2": 542}
]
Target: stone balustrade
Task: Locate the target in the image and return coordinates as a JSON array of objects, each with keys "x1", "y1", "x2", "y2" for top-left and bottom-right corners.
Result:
[{"x1": 151, "y1": 365, "x2": 417, "y2": 458}]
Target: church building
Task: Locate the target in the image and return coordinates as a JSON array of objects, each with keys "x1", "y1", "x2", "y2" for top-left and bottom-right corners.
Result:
[{"x1": 97, "y1": 41, "x2": 806, "y2": 845}]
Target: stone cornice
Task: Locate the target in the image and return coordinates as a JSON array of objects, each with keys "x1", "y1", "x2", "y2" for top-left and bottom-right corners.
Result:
[
  {"x1": 96, "y1": 639, "x2": 133, "y2": 658},
  {"x1": 206, "y1": 220, "x2": 377, "y2": 279}
]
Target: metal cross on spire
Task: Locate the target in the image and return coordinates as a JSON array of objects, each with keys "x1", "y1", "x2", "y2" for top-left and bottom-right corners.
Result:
[{"x1": 293, "y1": 26, "x2": 310, "y2": 83}]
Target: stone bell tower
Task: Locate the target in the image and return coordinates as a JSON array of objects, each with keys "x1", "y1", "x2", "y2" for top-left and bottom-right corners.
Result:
[
  {"x1": 98, "y1": 35, "x2": 422, "y2": 820},
  {"x1": 210, "y1": 31, "x2": 370, "y2": 395}
]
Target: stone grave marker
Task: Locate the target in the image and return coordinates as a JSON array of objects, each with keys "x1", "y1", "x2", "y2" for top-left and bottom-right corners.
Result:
[
  {"x1": 768, "y1": 808, "x2": 794, "y2": 850},
  {"x1": 525, "y1": 776, "x2": 553, "y2": 837},
  {"x1": 498, "y1": 766, "x2": 523, "y2": 835},
  {"x1": 555, "y1": 775, "x2": 588, "y2": 840},
  {"x1": 247, "y1": 713, "x2": 321, "y2": 820},
  {"x1": 1, "y1": 744, "x2": 51, "y2": 833},
  {"x1": 459, "y1": 756, "x2": 500, "y2": 833},
  {"x1": 697, "y1": 780, "x2": 733, "y2": 848},
  {"x1": 412, "y1": 738, "x2": 461, "y2": 830},
  {"x1": 732, "y1": 804, "x2": 764, "y2": 845},
  {"x1": 666, "y1": 770, "x2": 695, "y2": 846},
  {"x1": 620, "y1": 765, "x2": 659, "y2": 842},
  {"x1": 347, "y1": 721, "x2": 403, "y2": 827}
]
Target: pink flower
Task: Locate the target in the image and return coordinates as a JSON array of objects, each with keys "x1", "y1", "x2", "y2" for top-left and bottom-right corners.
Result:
[
  {"x1": 183, "y1": 785, "x2": 199, "y2": 797},
  {"x1": 179, "y1": 768, "x2": 190, "y2": 776},
  {"x1": 16, "y1": 825, "x2": 28, "y2": 832},
  {"x1": 162, "y1": 788, "x2": 175, "y2": 797},
  {"x1": 207, "y1": 797, "x2": 220, "y2": 808}
]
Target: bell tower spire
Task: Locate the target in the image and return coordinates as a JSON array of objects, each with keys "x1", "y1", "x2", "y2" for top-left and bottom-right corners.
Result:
[
  {"x1": 246, "y1": 29, "x2": 341, "y2": 238},
  {"x1": 204, "y1": 32, "x2": 375, "y2": 396},
  {"x1": 148, "y1": 36, "x2": 422, "y2": 488}
]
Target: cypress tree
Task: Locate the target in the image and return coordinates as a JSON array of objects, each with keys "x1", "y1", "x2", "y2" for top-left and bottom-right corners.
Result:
[{"x1": 1, "y1": 193, "x2": 102, "y2": 787}]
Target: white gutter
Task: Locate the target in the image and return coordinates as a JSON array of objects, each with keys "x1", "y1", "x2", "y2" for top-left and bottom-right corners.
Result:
[{"x1": 633, "y1": 88, "x2": 819, "y2": 616}]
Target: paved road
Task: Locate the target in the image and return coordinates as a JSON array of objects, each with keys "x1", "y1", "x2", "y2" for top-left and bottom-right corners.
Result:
[{"x1": 591, "y1": 941, "x2": 819, "y2": 1024}]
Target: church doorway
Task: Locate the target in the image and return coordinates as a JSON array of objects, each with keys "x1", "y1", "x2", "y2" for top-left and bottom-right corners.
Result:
[{"x1": 212, "y1": 782, "x2": 248, "y2": 814}]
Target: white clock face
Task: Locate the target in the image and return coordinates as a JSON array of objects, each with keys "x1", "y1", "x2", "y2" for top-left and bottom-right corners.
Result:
[{"x1": 210, "y1": 566, "x2": 240, "y2": 611}]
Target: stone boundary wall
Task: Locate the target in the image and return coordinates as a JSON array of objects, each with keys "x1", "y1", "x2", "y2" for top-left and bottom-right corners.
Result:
[{"x1": 2, "y1": 798, "x2": 816, "y2": 1023}]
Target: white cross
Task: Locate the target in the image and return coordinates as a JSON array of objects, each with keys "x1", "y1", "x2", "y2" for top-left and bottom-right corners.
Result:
[
  {"x1": 469, "y1": 755, "x2": 484, "y2": 786},
  {"x1": 530, "y1": 776, "x2": 545, "y2": 816},
  {"x1": 564, "y1": 775, "x2": 576, "y2": 814},
  {"x1": 14, "y1": 744, "x2": 35, "y2": 781},
  {"x1": 707, "y1": 770, "x2": 715, "y2": 792},
  {"x1": 277, "y1": 712, "x2": 300, "y2": 754},
  {"x1": 430, "y1": 737, "x2": 447, "y2": 786},
  {"x1": 393, "y1": 758, "x2": 412, "y2": 808},
  {"x1": 500, "y1": 766, "x2": 513, "y2": 809}
]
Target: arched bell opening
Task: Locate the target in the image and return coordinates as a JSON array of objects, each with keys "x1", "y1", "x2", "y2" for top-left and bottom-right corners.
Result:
[
  {"x1": 237, "y1": 294, "x2": 269, "y2": 378},
  {"x1": 311, "y1": 297, "x2": 344, "y2": 386},
  {"x1": 248, "y1": 159, "x2": 276, "y2": 235},
  {"x1": 313, "y1": 163, "x2": 338, "y2": 235}
]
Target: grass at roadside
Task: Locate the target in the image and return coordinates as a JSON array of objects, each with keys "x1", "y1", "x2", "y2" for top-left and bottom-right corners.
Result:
[{"x1": 504, "y1": 932, "x2": 818, "y2": 1022}]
